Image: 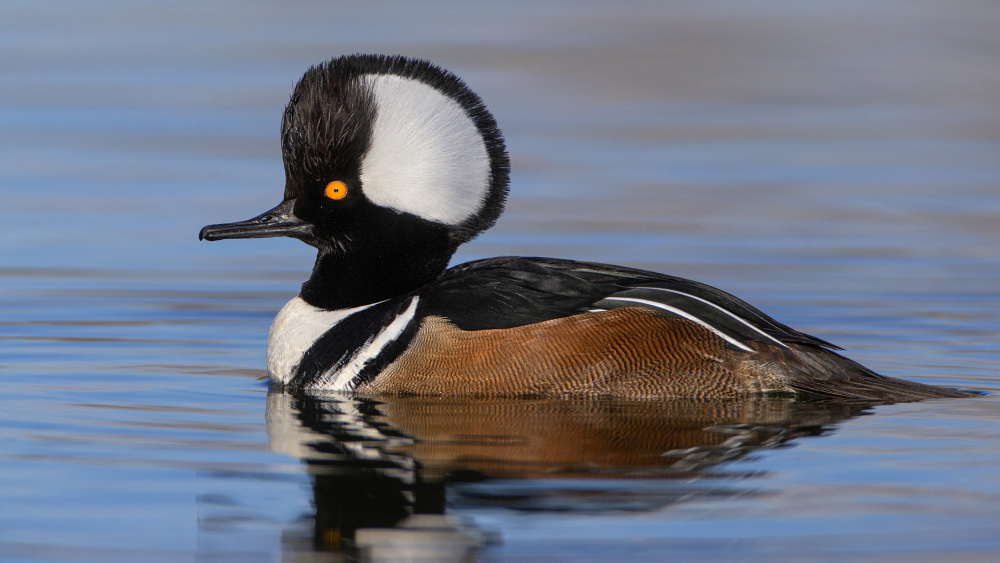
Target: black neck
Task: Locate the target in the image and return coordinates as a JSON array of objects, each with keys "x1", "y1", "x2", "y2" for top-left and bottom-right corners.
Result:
[{"x1": 299, "y1": 228, "x2": 455, "y2": 310}]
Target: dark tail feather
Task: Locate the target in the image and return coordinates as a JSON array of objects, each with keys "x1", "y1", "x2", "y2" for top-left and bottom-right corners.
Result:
[{"x1": 779, "y1": 345, "x2": 975, "y2": 402}]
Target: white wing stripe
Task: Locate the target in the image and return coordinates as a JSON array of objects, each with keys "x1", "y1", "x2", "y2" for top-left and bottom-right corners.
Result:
[
  {"x1": 633, "y1": 287, "x2": 788, "y2": 348},
  {"x1": 603, "y1": 297, "x2": 756, "y2": 353}
]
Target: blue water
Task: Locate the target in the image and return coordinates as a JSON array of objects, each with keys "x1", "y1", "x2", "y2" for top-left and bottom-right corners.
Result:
[{"x1": 2, "y1": 2, "x2": 999, "y2": 561}]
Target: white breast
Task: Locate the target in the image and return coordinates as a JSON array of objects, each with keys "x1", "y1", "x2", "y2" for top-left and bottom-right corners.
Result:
[{"x1": 266, "y1": 297, "x2": 375, "y2": 385}]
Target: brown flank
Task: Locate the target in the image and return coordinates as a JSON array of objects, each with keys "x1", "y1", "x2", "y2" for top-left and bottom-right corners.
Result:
[{"x1": 358, "y1": 307, "x2": 972, "y2": 401}]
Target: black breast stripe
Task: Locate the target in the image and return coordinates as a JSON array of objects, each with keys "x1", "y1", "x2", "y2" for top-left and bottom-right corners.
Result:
[
  {"x1": 293, "y1": 297, "x2": 418, "y2": 388},
  {"x1": 350, "y1": 302, "x2": 423, "y2": 389}
]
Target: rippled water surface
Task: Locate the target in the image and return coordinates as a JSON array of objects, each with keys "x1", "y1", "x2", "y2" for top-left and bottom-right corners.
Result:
[{"x1": 2, "y1": 1, "x2": 999, "y2": 561}]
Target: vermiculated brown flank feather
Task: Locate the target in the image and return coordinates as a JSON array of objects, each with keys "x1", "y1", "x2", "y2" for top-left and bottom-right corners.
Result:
[{"x1": 359, "y1": 307, "x2": 972, "y2": 400}]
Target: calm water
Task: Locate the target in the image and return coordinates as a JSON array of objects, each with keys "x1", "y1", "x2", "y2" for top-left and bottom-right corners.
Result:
[{"x1": 2, "y1": 1, "x2": 999, "y2": 561}]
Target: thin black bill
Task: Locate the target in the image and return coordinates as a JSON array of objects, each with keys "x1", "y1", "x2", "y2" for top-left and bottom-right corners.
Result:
[{"x1": 199, "y1": 199, "x2": 311, "y2": 241}]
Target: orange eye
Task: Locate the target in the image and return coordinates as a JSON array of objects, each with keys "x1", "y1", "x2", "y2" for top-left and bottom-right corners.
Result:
[{"x1": 324, "y1": 181, "x2": 348, "y2": 200}]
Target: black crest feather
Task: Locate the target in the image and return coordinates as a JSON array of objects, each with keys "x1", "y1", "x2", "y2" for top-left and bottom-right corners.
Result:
[{"x1": 281, "y1": 54, "x2": 510, "y2": 244}]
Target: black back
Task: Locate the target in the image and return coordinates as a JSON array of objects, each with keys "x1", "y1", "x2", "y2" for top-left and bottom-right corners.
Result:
[{"x1": 417, "y1": 256, "x2": 837, "y2": 349}]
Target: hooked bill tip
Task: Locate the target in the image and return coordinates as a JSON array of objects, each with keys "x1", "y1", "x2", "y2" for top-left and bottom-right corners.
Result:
[{"x1": 199, "y1": 224, "x2": 222, "y2": 241}]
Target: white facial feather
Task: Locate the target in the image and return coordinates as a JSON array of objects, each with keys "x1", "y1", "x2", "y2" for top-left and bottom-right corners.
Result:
[{"x1": 360, "y1": 74, "x2": 491, "y2": 225}]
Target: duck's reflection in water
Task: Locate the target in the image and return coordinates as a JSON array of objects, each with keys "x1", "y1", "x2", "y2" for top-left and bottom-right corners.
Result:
[{"x1": 267, "y1": 390, "x2": 876, "y2": 561}]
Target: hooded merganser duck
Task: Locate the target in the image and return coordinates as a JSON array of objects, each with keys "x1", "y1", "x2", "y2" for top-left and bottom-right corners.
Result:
[{"x1": 200, "y1": 54, "x2": 970, "y2": 401}]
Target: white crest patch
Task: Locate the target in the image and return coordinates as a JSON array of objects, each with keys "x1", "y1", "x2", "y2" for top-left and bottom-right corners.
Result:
[
  {"x1": 266, "y1": 297, "x2": 376, "y2": 385},
  {"x1": 360, "y1": 74, "x2": 491, "y2": 225}
]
